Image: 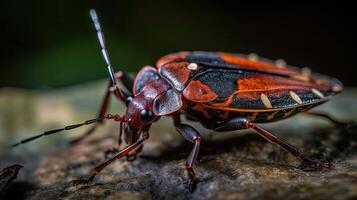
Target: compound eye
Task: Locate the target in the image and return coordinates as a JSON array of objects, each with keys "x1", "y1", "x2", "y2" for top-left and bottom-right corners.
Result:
[{"x1": 140, "y1": 109, "x2": 153, "y2": 121}]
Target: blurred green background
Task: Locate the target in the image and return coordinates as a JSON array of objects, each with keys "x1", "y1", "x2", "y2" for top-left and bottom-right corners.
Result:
[{"x1": 0, "y1": 1, "x2": 354, "y2": 89}]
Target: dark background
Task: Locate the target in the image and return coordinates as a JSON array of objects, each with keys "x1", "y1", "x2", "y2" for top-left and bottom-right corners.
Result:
[{"x1": 0, "y1": 1, "x2": 354, "y2": 89}]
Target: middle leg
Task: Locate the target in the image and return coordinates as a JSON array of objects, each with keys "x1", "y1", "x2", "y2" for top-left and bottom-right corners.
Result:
[{"x1": 175, "y1": 123, "x2": 201, "y2": 191}]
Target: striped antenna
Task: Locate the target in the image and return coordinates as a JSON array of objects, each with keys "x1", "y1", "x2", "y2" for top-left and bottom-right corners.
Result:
[
  {"x1": 10, "y1": 114, "x2": 122, "y2": 148},
  {"x1": 10, "y1": 116, "x2": 105, "y2": 148},
  {"x1": 89, "y1": 9, "x2": 127, "y2": 101}
]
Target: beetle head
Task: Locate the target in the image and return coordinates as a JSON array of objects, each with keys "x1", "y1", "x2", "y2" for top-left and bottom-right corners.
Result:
[
  {"x1": 120, "y1": 69, "x2": 183, "y2": 144},
  {"x1": 121, "y1": 92, "x2": 160, "y2": 144}
]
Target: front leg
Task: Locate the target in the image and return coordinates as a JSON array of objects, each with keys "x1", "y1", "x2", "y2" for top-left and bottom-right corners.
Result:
[
  {"x1": 175, "y1": 123, "x2": 201, "y2": 192},
  {"x1": 213, "y1": 117, "x2": 330, "y2": 170},
  {"x1": 70, "y1": 71, "x2": 134, "y2": 145},
  {"x1": 72, "y1": 130, "x2": 149, "y2": 187}
]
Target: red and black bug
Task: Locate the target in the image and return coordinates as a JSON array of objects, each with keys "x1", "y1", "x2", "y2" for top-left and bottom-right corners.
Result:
[{"x1": 12, "y1": 9, "x2": 345, "y2": 191}]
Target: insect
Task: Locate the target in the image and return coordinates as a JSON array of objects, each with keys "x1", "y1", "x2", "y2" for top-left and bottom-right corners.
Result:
[
  {"x1": 0, "y1": 164, "x2": 23, "y2": 194},
  {"x1": 12, "y1": 9, "x2": 344, "y2": 191}
]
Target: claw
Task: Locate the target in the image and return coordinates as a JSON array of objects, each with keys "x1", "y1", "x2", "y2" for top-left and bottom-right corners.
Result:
[
  {"x1": 300, "y1": 160, "x2": 333, "y2": 171},
  {"x1": 187, "y1": 178, "x2": 197, "y2": 192},
  {"x1": 312, "y1": 161, "x2": 333, "y2": 170},
  {"x1": 71, "y1": 179, "x2": 91, "y2": 188},
  {"x1": 329, "y1": 119, "x2": 357, "y2": 134},
  {"x1": 186, "y1": 168, "x2": 198, "y2": 192}
]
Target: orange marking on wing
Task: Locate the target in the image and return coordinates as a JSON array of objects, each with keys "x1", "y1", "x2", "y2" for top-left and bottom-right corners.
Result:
[
  {"x1": 219, "y1": 53, "x2": 300, "y2": 76},
  {"x1": 183, "y1": 80, "x2": 218, "y2": 102},
  {"x1": 236, "y1": 75, "x2": 315, "y2": 99},
  {"x1": 211, "y1": 93, "x2": 236, "y2": 107},
  {"x1": 220, "y1": 53, "x2": 339, "y2": 90}
]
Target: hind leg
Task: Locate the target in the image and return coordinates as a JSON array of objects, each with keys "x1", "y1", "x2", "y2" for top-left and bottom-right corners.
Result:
[
  {"x1": 304, "y1": 111, "x2": 357, "y2": 133},
  {"x1": 213, "y1": 117, "x2": 330, "y2": 169},
  {"x1": 304, "y1": 111, "x2": 356, "y2": 131}
]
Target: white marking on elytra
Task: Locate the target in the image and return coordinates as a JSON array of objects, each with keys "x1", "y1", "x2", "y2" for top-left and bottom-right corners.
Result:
[
  {"x1": 260, "y1": 93, "x2": 273, "y2": 108},
  {"x1": 248, "y1": 53, "x2": 259, "y2": 61},
  {"x1": 187, "y1": 63, "x2": 198, "y2": 70},
  {"x1": 311, "y1": 88, "x2": 325, "y2": 98},
  {"x1": 275, "y1": 59, "x2": 286, "y2": 68},
  {"x1": 289, "y1": 91, "x2": 303, "y2": 104}
]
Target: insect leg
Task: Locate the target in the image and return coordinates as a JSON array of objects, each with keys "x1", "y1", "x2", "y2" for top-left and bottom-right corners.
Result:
[
  {"x1": 172, "y1": 113, "x2": 181, "y2": 125},
  {"x1": 126, "y1": 145, "x2": 143, "y2": 161},
  {"x1": 115, "y1": 71, "x2": 134, "y2": 95},
  {"x1": 175, "y1": 123, "x2": 201, "y2": 191},
  {"x1": 103, "y1": 142, "x2": 143, "y2": 161},
  {"x1": 251, "y1": 124, "x2": 330, "y2": 169},
  {"x1": 304, "y1": 111, "x2": 356, "y2": 130},
  {"x1": 104, "y1": 121, "x2": 124, "y2": 158},
  {"x1": 212, "y1": 117, "x2": 330, "y2": 169},
  {"x1": 72, "y1": 131, "x2": 149, "y2": 187},
  {"x1": 103, "y1": 147, "x2": 119, "y2": 159},
  {"x1": 70, "y1": 72, "x2": 134, "y2": 145},
  {"x1": 213, "y1": 117, "x2": 251, "y2": 132}
]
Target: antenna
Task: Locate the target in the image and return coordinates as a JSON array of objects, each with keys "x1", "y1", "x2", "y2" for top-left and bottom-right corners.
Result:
[
  {"x1": 89, "y1": 9, "x2": 127, "y2": 102},
  {"x1": 10, "y1": 114, "x2": 122, "y2": 148},
  {"x1": 10, "y1": 116, "x2": 104, "y2": 147}
]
